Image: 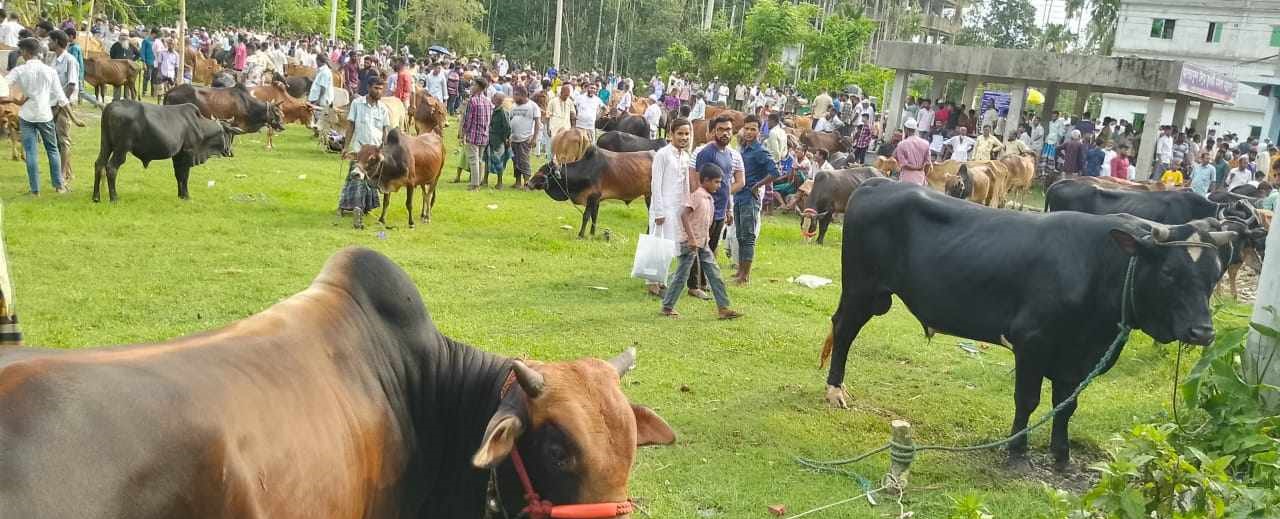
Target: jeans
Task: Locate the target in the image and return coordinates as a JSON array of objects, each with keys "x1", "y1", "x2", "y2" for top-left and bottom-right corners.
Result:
[
  {"x1": 466, "y1": 143, "x2": 486, "y2": 187},
  {"x1": 733, "y1": 194, "x2": 761, "y2": 263},
  {"x1": 487, "y1": 141, "x2": 510, "y2": 177},
  {"x1": 77, "y1": 89, "x2": 104, "y2": 108},
  {"x1": 447, "y1": 94, "x2": 461, "y2": 115},
  {"x1": 663, "y1": 245, "x2": 731, "y2": 310},
  {"x1": 20, "y1": 119, "x2": 62, "y2": 193},
  {"x1": 689, "y1": 219, "x2": 725, "y2": 290}
]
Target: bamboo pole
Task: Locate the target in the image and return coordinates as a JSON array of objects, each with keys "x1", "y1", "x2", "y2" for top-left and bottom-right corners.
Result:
[
  {"x1": 328, "y1": 0, "x2": 338, "y2": 44},
  {"x1": 553, "y1": 0, "x2": 563, "y2": 69},
  {"x1": 353, "y1": 0, "x2": 363, "y2": 50}
]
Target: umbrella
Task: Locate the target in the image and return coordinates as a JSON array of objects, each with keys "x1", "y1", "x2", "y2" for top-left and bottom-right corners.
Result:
[{"x1": 428, "y1": 45, "x2": 453, "y2": 57}]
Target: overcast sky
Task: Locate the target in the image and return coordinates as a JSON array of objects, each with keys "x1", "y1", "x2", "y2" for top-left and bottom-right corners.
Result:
[{"x1": 1030, "y1": 0, "x2": 1087, "y2": 31}]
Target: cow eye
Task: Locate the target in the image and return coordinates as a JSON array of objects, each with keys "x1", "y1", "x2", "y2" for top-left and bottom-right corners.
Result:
[{"x1": 545, "y1": 443, "x2": 572, "y2": 470}]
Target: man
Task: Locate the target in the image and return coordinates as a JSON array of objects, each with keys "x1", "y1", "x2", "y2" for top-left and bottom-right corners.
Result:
[
  {"x1": 423, "y1": 62, "x2": 448, "y2": 106},
  {"x1": 643, "y1": 98, "x2": 663, "y2": 139},
  {"x1": 1059, "y1": 130, "x2": 1086, "y2": 177},
  {"x1": 1029, "y1": 115, "x2": 1044, "y2": 155},
  {"x1": 546, "y1": 84, "x2": 575, "y2": 143},
  {"x1": 1189, "y1": 152, "x2": 1215, "y2": 195},
  {"x1": 1155, "y1": 126, "x2": 1174, "y2": 179},
  {"x1": 461, "y1": 79, "x2": 494, "y2": 191},
  {"x1": 49, "y1": 30, "x2": 78, "y2": 186},
  {"x1": 914, "y1": 100, "x2": 933, "y2": 139},
  {"x1": 733, "y1": 115, "x2": 776, "y2": 285},
  {"x1": 308, "y1": 54, "x2": 335, "y2": 132},
  {"x1": 65, "y1": 28, "x2": 101, "y2": 107},
  {"x1": 0, "y1": 11, "x2": 21, "y2": 48},
  {"x1": 894, "y1": 118, "x2": 930, "y2": 186},
  {"x1": 972, "y1": 124, "x2": 1002, "y2": 161},
  {"x1": 1084, "y1": 137, "x2": 1106, "y2": 177},
  {"x1": 1225, "y1": 159, "x2": 1253, "y2": 191},
  {"x1": 508, "y1": 86, "x2": 540, "y2": 189},
  {"x1": 1045, "y1": 111, "x2": 1066, "y2": 160},
  {"x1": 943, "y1": 126, "x2": 976, "y2": 161},
  {"x1": 763, "y1": 112, "x2": 787, "y2": 163},
  {"x1": 690, "y1": 115, "x2": 744, "y2": 299},
  {"x1": 811, "y1": 90, "x2": 833, "y2": 123},
  {"x1": 1171, "y1": 132, "x2": 1189, "y2": 172},
  {"x1": 496, "y1": 54, "x2": 509, "y2": 77},
  {"x1": 485, "y1": 92, "x2": 512, "y2": 188},
  {"x1": 343, "y1": 73, "x2": 391, "y2": 154},
  {"x1": 573, "y1": 82, "x2": 604, "y2": 141},
  {"x1": 814, "y1": 108, "x2": 842, "y2": 133},
  {"x1": 689, "y1": 93, "x2": 706, "y2": 121},
  {"x1": 141, "y1": 29, "x2": 157, "y2": 97},
  {"x1": 6, "y1": 38, "x2": 68, "y2": 195},
  {"x1": 1259, "y1": 144, "x2": 1273, "y2": 181},
  {"x1": 734, "y1": 83, "x2": 747, "y2": 111}
]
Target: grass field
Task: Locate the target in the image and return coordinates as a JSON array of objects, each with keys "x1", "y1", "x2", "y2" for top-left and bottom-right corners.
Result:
[{"x1": 1, "y1": 104, "x2": 1222, "y2": 517}]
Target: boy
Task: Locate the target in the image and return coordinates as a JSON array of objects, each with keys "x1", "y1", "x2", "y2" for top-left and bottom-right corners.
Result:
[
  {"x1": 661, "y1": 163, "x2": 743, "y2": 320},
  {"x1": 1160, "y1": 159, "x2": 1185, "y2": 188}
]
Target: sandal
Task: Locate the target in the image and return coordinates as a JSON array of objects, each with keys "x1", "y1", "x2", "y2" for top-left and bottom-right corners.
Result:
[
  {"x1": 688, "y1": 288, "x2": 712, "y2": 301},
  {"x1": 717, "y1": 309, "x2": 743, "y2": 320},
  {"x1": 660, "y1": 308, "x2": 680, "y2": 318}
]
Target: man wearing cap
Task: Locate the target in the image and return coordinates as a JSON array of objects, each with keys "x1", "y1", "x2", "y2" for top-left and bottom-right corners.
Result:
[{"x1": 893, "y1": 118, "x2": 930, "y2": 186}]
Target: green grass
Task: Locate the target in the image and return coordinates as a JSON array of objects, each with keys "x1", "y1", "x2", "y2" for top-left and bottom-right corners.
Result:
[{"x1": 2, "y1": 106, "x2": 1219, "y2": 517}]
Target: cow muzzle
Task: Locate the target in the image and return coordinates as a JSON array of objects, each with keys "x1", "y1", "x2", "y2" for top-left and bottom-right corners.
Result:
[{"x1": 1183, "y1": 324, "x2": 1215, "y2": 346}]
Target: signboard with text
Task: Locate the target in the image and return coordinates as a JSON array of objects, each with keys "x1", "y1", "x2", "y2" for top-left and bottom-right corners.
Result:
[
  {"x1": 1178, "y1": 63, "x2": 1237, "y2": 105},
  {"x1": 980, "y1": 91, "x2": 1011, "y2": 117}
]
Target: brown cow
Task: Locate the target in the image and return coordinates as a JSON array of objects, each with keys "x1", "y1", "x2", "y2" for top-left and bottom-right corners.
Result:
[
  {"x1": 1000, "y1": 154, "x2": 1037, "y2": 209},
  {"x1": 162, "y1": 83, "x2": 286, "y2": 135},
  {"x1": 552, "y1": 128, "x2": 593, "y2": 165},
  {"x1": 529, "y1": 146, "x2": 654, "y2": 238},
  {"x1": 355, "y1": 129, "x2": 445, "y2": 228},
  {"x1": 84, "y1": 56, "x2": 141, "y2": 102},
  {"x1": 412, "y1": 90, "x2": 447, "y2": 135},
  {"x1": 381, "y1": 97, "x2": 410, "y2": 133},
  {"x1": 704, "y1": 106, "x2": 746, "y2": 128},
  {"x1": 0, "y1": 101, "x2": 20, "y2": 161},
  {"x1": 0, "y1": 247, "x2": 675, "y2": 518},
  {"x1": 251, "y1": 82, "x2": 316, "y2": 149},
  {"x1": 185, "y1": 48, "x2": 219, "y2": 85},
  {"x1": 785, "y1": 115, "x2": 813, "y2": 131},
  {"x1": 798, "y1": 129, "x2": 851, "y2": 157},
  {"x1": 945, "y1": 163, "x2": 994, "y2": 206}
]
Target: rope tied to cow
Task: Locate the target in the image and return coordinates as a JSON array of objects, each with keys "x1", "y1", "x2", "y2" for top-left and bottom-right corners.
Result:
[{"x1": 793, "y1": 256, "x2": 1141, "y2": 489}]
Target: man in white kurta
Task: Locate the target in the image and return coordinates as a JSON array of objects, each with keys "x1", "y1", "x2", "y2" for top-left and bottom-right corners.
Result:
[{"x1": 647, "y1": 122, "x2": 694, "y2": 294}]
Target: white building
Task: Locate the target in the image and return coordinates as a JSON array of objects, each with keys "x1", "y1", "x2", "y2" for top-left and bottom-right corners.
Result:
[{"x1": 1101, "y1": 0, "x2": 1280, "y2": 142}]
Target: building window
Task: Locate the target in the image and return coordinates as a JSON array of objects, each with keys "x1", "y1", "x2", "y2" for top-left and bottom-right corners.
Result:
[
  {"x1": 1271, "y1": 26, "x2": 1280, "y2": 47},
  {"x1": 1151, "y1": 18, "x2": 1176, "y2": 39},
  {"x1": 1207, "y1": 22, "x2": 1224, "y2": 43},
  {"x1": 1251, "y1": 126, "x2": 1262, "y2": 139}
]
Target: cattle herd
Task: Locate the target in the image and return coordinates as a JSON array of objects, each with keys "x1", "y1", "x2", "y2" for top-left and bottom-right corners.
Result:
[{"x1": 0, "y1": 54, "x2": 1276, "y2": 516}]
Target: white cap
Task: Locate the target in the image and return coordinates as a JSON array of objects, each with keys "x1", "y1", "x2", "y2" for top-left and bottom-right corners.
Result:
[{"x1": 904, "y1": 118, "x2": 918, "y2": 130}]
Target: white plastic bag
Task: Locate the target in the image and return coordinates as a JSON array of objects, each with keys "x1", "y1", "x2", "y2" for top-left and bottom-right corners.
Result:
[{"x1": 631, "y1": 233, "x2": 677, "y2": 283}]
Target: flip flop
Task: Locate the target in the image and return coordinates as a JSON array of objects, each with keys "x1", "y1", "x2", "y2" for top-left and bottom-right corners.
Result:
[{"x1": 717, "y1": 310, "x2": 743, "y2": 320}]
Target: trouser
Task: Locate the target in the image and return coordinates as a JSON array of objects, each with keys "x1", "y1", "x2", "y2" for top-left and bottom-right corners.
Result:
[
  {"x1": 467, "y1": 143, "x2": 486, "y2": 187},
  {"x1": 689, "y1": 218, "x2": 725, "y2": 291},
  {"x1": 20, "y1": 119, "x2": 62, "y2": 193},
  {"x1": 77, "y1": 88, "x2": 103, "y2": 108},
  {"x1": 663, "y1": 244, "x2": 731, "y2": 310},
  {"x1": 853, "y1": 147, "x2": 868, "y2": 165},
  {"x1": 54, "y1": 108, "x2": 72, "y2": 184},
  {"x1": 511, "y1": 139, "x2": 532, "y2": 180},
  {"x1": 144, "y1": 63, "x2": 156, "y2": 95},
  {"x1": 447, "y1": 94, "x2": 461, "y2": 115},
  {"x1": 487, "y1": 142, "x2": 510, "y2": 177},
  {"x1": 733, "y1": 194, "x2": 761, "y2": 264}
]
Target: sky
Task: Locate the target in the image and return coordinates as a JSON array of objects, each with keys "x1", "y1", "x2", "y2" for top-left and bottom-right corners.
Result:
[{"x1": 1031, "y1": 0, "x2": 1088, "y2": 31}]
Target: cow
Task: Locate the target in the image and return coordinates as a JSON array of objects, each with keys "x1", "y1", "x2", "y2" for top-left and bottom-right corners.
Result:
[
  {"x1": 411, "y1": 90, "x2": 447, "y2": 135},
  {"x1": 529, "y1": 146, "x2": 654, "y2": 238},
  {"x1": 0, "y1": 247, "x2": 676, "y2": 519},
  {"x1": 820, "y1": 179, "x2": 1231, "y2": 471},
  {"x1": 355, "y1": 129, "x2": 445, "y2": 228},
  {"x1": 380, "y1": 96, "x2": 411, "y2": 133},
  {"x1": 799, "y1": 167, "x2": 882, "y2": 245},
  {"x1": 284, "y1": 75, "x2": 313, "y2": 99},
  {"x1": 251, "y1": 82, "x2": 316, "y2": 149},
  {"x1": 552, "y1": 128, "x2": 593, "y2": 165},
  {"x1": 798, "y1": 129, "x2": 851, "y2": 157},
  {"x1": 596, "y1": 114, "x2": 649, "y2": 138},
  {"x1": 84, "y1": 56, "x2": 141, "y2": 102},
  {"x1": 93, "y1": 100, "x2": 243, "y2": 202},
  {"x1": 0, "y1": 101, "x2": 20, "y2": 161},
  {"x1": 185, "y1": 48, "x2": 219, "y2": 85},
  {"x1": 163, "y1": 83, "x2": 286, "y2": 135},
  {"x1": 945, "y1": 163, "x2": 994, "y2": 206},
  {"x1": 1000, "y1": 155, "x2": 1037, "y2": 209},
  {"x1": 210, "y1": 70, "x2": 239, "y2": 87},
  {"x1": 704, "y1": 106, "x2": 746, "y2": 129},
  {"x1": 785, "y1": 115, "x2": 813, "y2": 131},
  {"x1": 596, "y1": 130, "x2": 666, "y2": 153},
  {"x1": 1046, "y1": 178, "x2": 1268, "y2": 300}
]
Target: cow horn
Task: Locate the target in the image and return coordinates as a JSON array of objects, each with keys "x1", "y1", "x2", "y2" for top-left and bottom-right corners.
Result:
[
  {"x1": 1150, "y1": 224, "x2": 1170, "y2": 242},
  {"x1": 1209, "y1": 231, "x2": 1236, "y2": 247},
  {"x1": 609, "y1": 346, "x2": 637, "y2": 377},
  {"x1": 511, "y1": 360, "x2": 545, "y2": 398}
]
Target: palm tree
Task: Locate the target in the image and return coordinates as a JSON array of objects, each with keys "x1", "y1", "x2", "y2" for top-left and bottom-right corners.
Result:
[
  {"x1": 1066, "y1": 0, "x2": 1119, "y2": 55},
  {"x1": 1038, "y1": 23, "x2": 1075, "y2": 54}
]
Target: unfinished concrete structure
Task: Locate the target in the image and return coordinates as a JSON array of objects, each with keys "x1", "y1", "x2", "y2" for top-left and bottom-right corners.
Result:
[{"x1": 876, "y1": 41, "x2": 1238, "y2": 179}]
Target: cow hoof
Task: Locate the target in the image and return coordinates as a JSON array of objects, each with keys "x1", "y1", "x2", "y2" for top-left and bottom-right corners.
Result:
[
  {"x1": 1005, "y1": 455, "x2": 1033, "y2": 474},
  {"x1": 825, "y1": 385, "x2": 849, "y2": 409},
  {"x1": 1052, "y1": 459, "x2": 1073, "y2": 473}
]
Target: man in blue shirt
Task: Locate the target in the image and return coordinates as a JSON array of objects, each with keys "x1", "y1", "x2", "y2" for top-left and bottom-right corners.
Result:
[
  {"x1": 733, "y1": 115, "x2": 777, "y2": 285},
  {"x1": 1188, "y1": 151, "x2": 1216, "y2": 195},
  {"x1": 64, "y1": 28, "x2": 101, "y2": 107},
  {"x1": 688, "y1": 114, "x2": 741, "y2": 299},
  {"x1": 140, "y1": 29, "x2": 157, "y2": 97},
  {"x1": 1084, "y1": 137, "x2": 1105, "y2": 177}
]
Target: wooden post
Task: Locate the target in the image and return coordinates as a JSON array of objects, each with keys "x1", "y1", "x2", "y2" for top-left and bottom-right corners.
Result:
[
  {"x1": 175, "y1": 0, "x2": 186, "y2": 86},
  {"x1": 887, "y1": 420, "x2": 913, "y2": 488},
  {"x1": 353, "y1": 0, "x2": 363, "y2": 51},
  {"x1": 0, "y1": 200, "x2": 20, "y2": 346}
]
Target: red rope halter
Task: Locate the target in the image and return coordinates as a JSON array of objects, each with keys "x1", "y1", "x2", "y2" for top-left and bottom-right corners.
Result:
[{"x1": 500, "y1": 371, "x2": 635, "y2": 519}]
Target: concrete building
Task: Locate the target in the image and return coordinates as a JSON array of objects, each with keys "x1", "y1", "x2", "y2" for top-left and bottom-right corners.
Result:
[
  {"x1": 862, "y1": 0, "x2": 963, "y2": 46},
  {"x1": 1101, "y1": 0, "x2": 1280, "y2": 141}
]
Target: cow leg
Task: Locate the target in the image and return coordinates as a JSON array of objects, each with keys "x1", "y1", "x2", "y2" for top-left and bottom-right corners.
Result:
[
  {"x1": 1229, "y1": 263, "x2": 1240, "y2": 300},
  {"x1": 266, "y1": 129, "x2": 274, "y2": 150},
  {"x1": 1049, "y1": 377, "x2": 1082, "y2": 472},
  {"x1": 578, "y1": 196, "x2": 601, "y2": 239},
  {"x1": 816, "y1": 214, "x2": 833, "y2": 245},
  {"x1": 405, "y1": 188, "x2": 415, "y2": 229},
  {"x1": 420, "y1": 184, "x2": 433, "y2": 223},
  {"x1": 378, "y1": 192, "x2": 391, "y2": 227},
  {"x1": 105, "y1": 150, "x2": 127, "y2": 202},
  {"x1": 173, "y1": 156, "x2": 193, "y2": 200},
  {"x1": 588, "y1": 195, "x2": 602, "y2": 237},
  {"x1": 822, "y1": 287, "x2": 886, "y2": 408},
  {"x1": 93, "y1": 156, "x2": 106, "y2": 203},
  {"x1": 1007, "y1": 354, "x2": 1043, "y2": 471}
]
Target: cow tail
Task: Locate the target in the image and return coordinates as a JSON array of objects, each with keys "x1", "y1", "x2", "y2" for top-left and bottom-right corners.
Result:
[{"x1": 819, "y1": 324, "x2": 834, "y2": 369}]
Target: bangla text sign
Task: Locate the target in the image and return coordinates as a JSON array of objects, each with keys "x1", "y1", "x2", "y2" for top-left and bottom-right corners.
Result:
[{"x1": 1178, "y1": 63, "x2": 1237, "y2": 105}]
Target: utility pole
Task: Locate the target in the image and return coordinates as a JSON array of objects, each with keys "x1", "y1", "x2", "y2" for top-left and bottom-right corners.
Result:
[
  {"x1": 609, "y1": 0, "x2": 623, "y2": 73},
  {"x1": 176, "y1": 0, "x2": 186, "y2": 85},
  {"x1": 702, "y1": 0, "x2": 715, "y2": 29},
  {"x1": 354, "y1": 0, "x2": 363, "y2": 50},
  {"x1": 554, "y1": 0, "x2": 564, "y2": 69},
  {"x1": 329, "y1": 0, "x2": 338, "y2": 44},
  {"x1": 593, "y1": 0, "x2": 604, "y2": 69}
]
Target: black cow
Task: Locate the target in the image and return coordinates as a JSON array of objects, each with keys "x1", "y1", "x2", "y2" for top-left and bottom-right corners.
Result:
[
  {"x1": 822, "y1": 180, "x2": 1232, "y2": 471},
  {"x1": 596, "y1": 130, "x2": 666, "y2": 152},
  {"x1": 163, "y1": 83, "x2": 286, "y2": 134},
  {"x1": 285, "y1": 76, "x2": 313, "y2": 99},
  {"x1": 800, "y1": 167, "x2": 881, "y2": 245},
  {"x1": 93, "y1": 100, "x2": 242, "y2": 202},
  {"x1": 596, "y1": 114, "x2": 649, "y2": 139},
  {"x1": 211, "y1": 70, "x2": 238, "y2": 88},
  {"x1": 0, "y1": 247, "x2": 676, "y2": 518}
]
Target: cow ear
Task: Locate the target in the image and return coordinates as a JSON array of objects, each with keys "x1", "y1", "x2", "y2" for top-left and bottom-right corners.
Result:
[
  {"x1": 631, "y1": 404, "x2": 676, "y2": 446},
  {"x1": 472, "y1": 412, "x2": 524, "y2": 469},
  {"x1": 1109, "y1": 228, "x2": 1151, "y2": 256}
]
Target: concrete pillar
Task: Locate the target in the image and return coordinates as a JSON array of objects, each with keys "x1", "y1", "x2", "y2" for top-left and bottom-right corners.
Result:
[
  {"x1": 1245, "y1": 222, "x2": 1280, "y2": 411},
  {"x1": 1137, "y1": 92, "x2": 1167, "y2": 180},
  {"x1": 1004, "y1": 81, "x2": 1028, "y2": 139},
  {"x1": 1039, "y1": 83, "x2": 1060, "y2": 135},
  {"x1": 1194, "y1": 101, "x2": 1214, "y2": 138},
  {"x1": 929, "y1": 74, "x2": 948, "y2": 104},
  {"x1": 887, "y1": 69, "x2": 910, "y2": 132},
  {"x1": 1074, "y1": 87, "x2": 1092, "y2": 118},
  {"x1": 962, "y1": 75, "x2": 980, "y2": 110},
  {"x1": 1172, "y1": 96, "x2": 1190, "y2": 132},
  {"x1": 1262, "y1": 93, "x2": 1280, "y2": 144}
]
